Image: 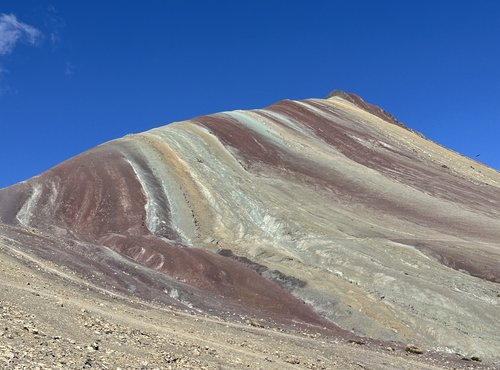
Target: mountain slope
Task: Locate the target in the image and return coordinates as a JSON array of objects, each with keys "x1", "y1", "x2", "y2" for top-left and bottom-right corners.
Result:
[{"x1": 1, "y1": 92, "x2": 499, "y2": 362}]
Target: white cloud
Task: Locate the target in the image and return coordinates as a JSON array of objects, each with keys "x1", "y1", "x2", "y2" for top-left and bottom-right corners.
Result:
[
  {"x1": 0, "y1": 13, "x2": 41, "y2": 55},
  {"x1": 44, "y1": 5, "x2": 65, "y2": 48},
  {"x1": 0, "y1": 65, "x2": 12, "y2": 96},
  {"x1": 64, "y1": 61, "x2": 75, "y2": 77}
]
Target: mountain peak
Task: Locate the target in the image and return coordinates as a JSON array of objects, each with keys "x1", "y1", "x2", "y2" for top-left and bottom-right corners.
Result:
[{"x1": 326, "y1": 89, "x2": 422, "y2": 136}]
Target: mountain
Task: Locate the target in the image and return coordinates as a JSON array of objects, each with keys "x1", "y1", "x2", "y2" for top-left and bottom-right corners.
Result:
[{"x1": 1, "y1": 91, "x2": 499, "y2": 367}]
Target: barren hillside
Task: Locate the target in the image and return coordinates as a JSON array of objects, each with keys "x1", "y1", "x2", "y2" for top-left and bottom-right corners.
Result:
[{"x1": 1, "y1": 91, "x2": 499, "y2": 368}]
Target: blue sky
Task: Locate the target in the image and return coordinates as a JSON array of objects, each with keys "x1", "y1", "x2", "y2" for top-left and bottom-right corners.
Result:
[{"x1": 0, "y1": 1, "x2": 499, "y2": 188}]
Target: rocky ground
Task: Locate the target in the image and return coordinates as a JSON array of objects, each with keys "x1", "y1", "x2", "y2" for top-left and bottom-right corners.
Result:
[{"x1": 0, "y1": 238, "x2": 495, "y2": 370}]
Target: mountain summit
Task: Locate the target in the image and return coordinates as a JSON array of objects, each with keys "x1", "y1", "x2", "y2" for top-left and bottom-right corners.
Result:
[{"x1": 1, "y1": 92, "x2": 499, "y2": 366}]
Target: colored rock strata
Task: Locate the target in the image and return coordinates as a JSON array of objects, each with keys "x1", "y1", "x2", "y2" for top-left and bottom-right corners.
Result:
[{"x1": 1, "y1": 91, "x2": 499, "y2": 360}]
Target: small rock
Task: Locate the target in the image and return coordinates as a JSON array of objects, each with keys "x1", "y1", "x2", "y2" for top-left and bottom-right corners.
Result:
[
  {"x1": 348, "y1": 339, "x2": 365, "y2": 345},
  {"x1": 285, "y1": 357, "x2": 301, "y2": 365},
  {"x1": 247, "y1": 319, "x2": 264, "y2": 328},
  {"x1": 405, "y1": 344, "x2": 424, "y2": 354}
]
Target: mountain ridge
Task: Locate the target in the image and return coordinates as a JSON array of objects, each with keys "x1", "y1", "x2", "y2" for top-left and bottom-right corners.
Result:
[{"x1": 0, "y1": 92, "x2": 499, "y2": 364}]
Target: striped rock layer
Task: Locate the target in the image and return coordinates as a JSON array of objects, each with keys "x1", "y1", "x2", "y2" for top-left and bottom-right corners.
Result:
[{"x1": 1, "y1": 91, "x2": 499, "y2": 359}]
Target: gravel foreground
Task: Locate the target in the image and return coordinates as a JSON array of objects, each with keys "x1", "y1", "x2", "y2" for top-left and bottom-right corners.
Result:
[{"x1": 0, "y1": 239, "x2": 495, "y2": 370}]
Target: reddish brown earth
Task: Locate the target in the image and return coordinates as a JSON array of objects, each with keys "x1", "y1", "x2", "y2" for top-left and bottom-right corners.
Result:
[
  {"x1": 0, "y1": 146, "x2": 334, "y2": 332},
  {"x1": 0, "y1": 91, "x2": 499, "y2": 368}
]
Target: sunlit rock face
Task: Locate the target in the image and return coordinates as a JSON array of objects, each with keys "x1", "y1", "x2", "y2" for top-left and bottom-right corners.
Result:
[{"x1": 1, "y1": 92, "x2": 499, "y2": 359}]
